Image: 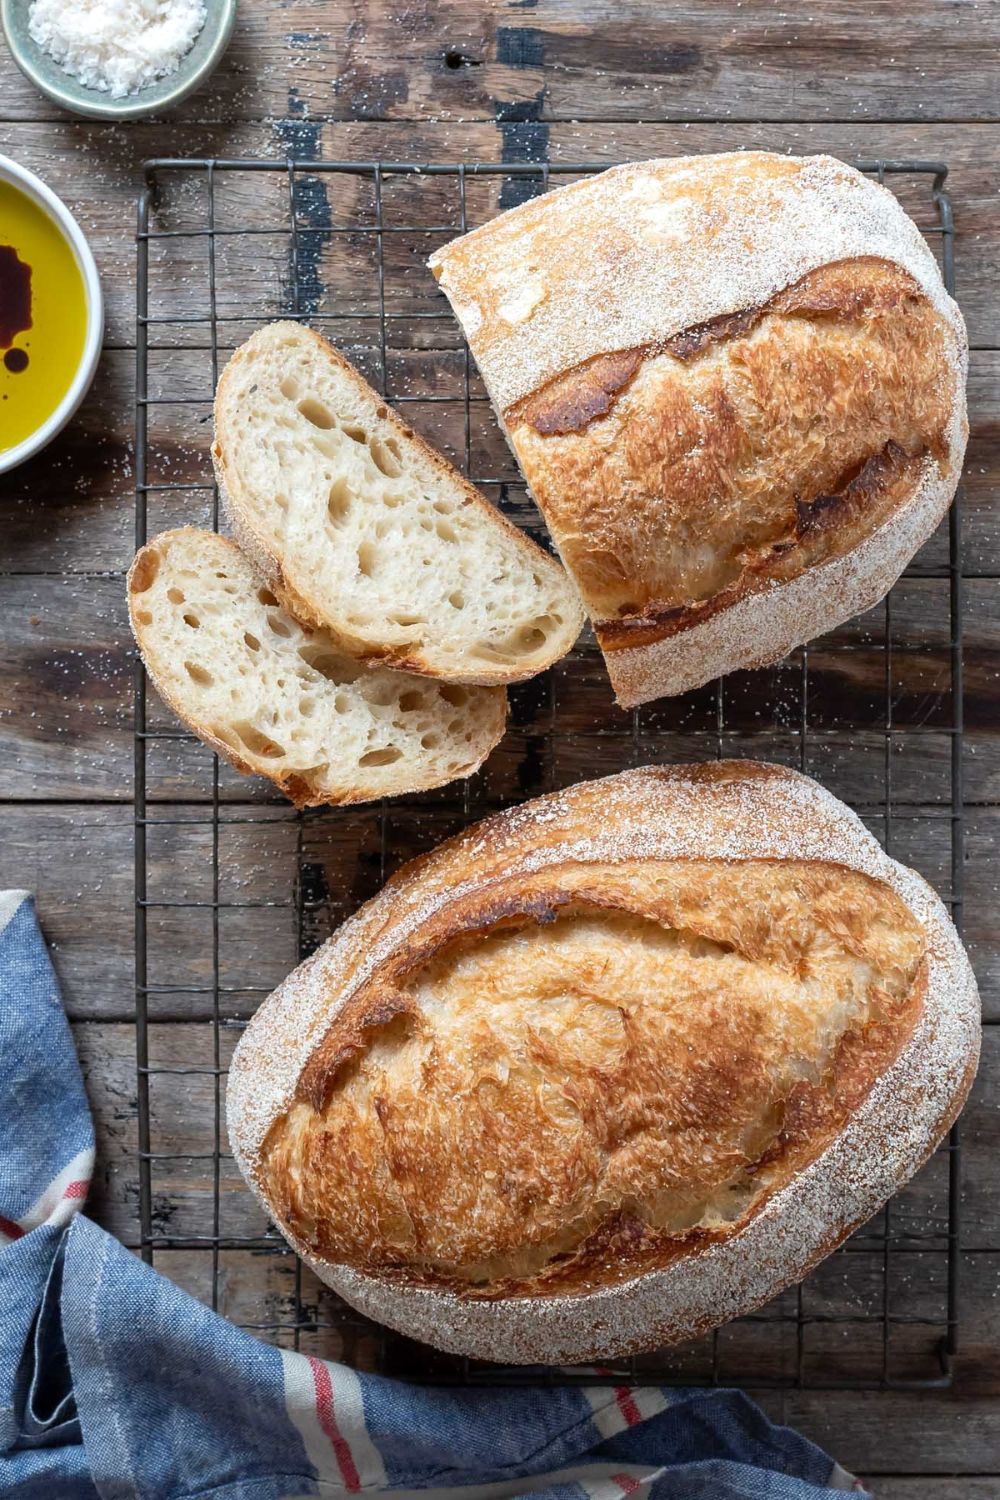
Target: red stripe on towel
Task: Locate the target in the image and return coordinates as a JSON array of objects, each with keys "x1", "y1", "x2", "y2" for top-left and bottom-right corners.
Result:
[
  {"x1": 615, "y1": 1387, "x2": 643, "y2": 1426},
  {"x1": 308, "y1": 1356, "x2": 361, "y2": 1492}
]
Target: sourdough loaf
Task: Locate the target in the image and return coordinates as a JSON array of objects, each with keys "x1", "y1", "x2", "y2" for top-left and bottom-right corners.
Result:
[
  {"x1": 213, "y1": 322, "x2": 583, "y2": 687},
  {"x1": 430, "y1": 153, "x2": 969, "y2": 706},
  {"x1": 128, "y1": 528, "x2": 506, "y2": 807},
  {"x1": 227, "y1": 761, "x2": 979, "y2": 1362}
]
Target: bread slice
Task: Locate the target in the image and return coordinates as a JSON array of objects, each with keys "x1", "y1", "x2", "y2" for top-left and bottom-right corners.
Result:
[
  {"x1": 127, "y1": 528, "x2": 507, "y2": 807},
  {"x1": 212, "y1": 322, "x2": 583, "y2": 686}
]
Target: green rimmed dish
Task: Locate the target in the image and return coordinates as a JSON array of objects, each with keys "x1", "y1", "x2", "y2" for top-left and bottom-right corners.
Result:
[{"x1": 0, "y1": 0, "x2": 236, "y2": 120}]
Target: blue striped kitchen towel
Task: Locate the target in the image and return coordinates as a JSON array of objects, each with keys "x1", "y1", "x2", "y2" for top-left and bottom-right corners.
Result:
[{"x1": 0, "y1": 889, "x2": 865, "y2": 1499}]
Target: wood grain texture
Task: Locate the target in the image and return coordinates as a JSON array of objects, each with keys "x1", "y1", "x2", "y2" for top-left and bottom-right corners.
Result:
[
  {"x1": 2, "y1": 1, "x2": 999, "y2": 126},
  {"x1": 2, "y1": 0, "x2": 998, "y2": 1473}
]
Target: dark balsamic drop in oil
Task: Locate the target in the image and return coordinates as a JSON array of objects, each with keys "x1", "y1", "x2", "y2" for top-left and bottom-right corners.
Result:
[{"x1": 0, "y1": 244, "x2": 32, "y2": 367}]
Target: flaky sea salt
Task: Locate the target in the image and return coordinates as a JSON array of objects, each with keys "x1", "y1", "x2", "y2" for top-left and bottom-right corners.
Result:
[{"x1": 28, "y1": 0, "x2": 207, "y2": 99}]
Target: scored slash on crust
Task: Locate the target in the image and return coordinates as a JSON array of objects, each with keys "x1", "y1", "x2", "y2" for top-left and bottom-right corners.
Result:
[{"x1": 226, "y1": 761, "x2": 980, "y2": 1363}]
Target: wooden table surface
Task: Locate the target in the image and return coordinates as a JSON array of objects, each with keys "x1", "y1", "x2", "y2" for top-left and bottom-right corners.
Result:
[{"x1": 2, "y1": 1, "x2": 1000, "y2": 1490}]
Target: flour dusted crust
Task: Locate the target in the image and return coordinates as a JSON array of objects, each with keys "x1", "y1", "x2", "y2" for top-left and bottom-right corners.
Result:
[
  {"x1": 429, "y1": 154, "x2": 969, "y2": 707},
  {"x1": 227, "y1": 762, "x2": 979, "y2": 1363}
]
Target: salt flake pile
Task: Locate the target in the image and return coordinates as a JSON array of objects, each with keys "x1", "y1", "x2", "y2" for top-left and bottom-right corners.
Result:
[{"x1": 28, "y1": 0, "x2": 207, "y2": 98}]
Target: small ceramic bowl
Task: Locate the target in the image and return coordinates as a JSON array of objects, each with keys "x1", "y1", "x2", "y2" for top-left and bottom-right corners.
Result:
[
  {"x1": 0, "y1": 154, "x2": 103, "y2": 474},
  {"x1": 0, "y1": 0, "x2": 236, "y2": 120}
]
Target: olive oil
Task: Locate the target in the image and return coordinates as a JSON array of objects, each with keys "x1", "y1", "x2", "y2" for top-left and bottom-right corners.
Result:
[{"x1": 0, "y1": 179, "x2": 88, "y2": 454}]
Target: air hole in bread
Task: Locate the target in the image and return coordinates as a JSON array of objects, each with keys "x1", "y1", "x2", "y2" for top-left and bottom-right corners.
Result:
[
  {"x1": 280, "y1": 376, "x2": 300, "y2": 400},
  {"x1": 232, "y1": 721, "x2": 285, "y2": 758},
  {"x1": 365, "y1": 682, "x2": 397, "y2": 708},
  {"x1": 334, "y1": 692, "x2": 349, "y2": 714},
  {"x1": 167, "y1": 586, "x2": 185, "y2": 604},
  {"x1": 432, "y1": 500, "x2": 452, "y2": 515},
  {"x1": 257, "y1": 587, "x2": 278, "y2": 607},
  {"x1": 299, "y1": 697, "x2": 315, "y2": 718},
  {"x1": 436, "y1": 520, "x2": 459, "y2": 543},
  {"x1": 357, "y1": 542, "x2": 377, "y2": 578},
  {"x1": 359, "y1": 746, "x2": 403, "y2": 767},
  {"x1": 266, "y1": 612, "x2": 293, "y2": 639},
  {"x1": 275, "y1": 493, "x2": 289, "y2": 512},
  {"x1": 327, "y1": 478, "x2": 351, "y2": 525},
  {"x1": 440, "y1": 685, "x2": 469, "y2": 707},
  {"x1": 369, "y1": 435, "x2": 402, "y2": 478},
  {"x1": 420, "y1": 732, "x2": 441, "y2": 750},
  {"x1": 343, "y1": 424, "x2": 367, "y2": 444},
  {"x1": 518, "y1": 624, "x2": 548, "y2": 651},
  {"x1": 398, "y1": 690, "x2": 423, "y2": 712},
  {"x1": 182, "y1": 611, "x2": 201, "y2": 630},
  {"x1": 244, "y1": 632, "x2": 261, "y2": 652},
  {"x1": 474, "y1": 619, "x2": 553, "y2": 660},
  {"x1": 448, "y1": 590, "x2": 465, "y2": 610},
  {"x1": 134, "y1": 609, "x2": 152, "y2": 627},
  {"x1": 298, "y1": 397, "x2": 335, "y2": 430},
  {"x1": 298, "y1": 646, "x2": 361, "y2": 685},
  {"x1": 390, "y1": 612, "x2": 424, "y2": 628},
  {"x1": 130, "y1": 551, "x2": 160, "y2": 593},
  {"x1": 184, "y1": 661, "x2": 213, "y2": 687}
]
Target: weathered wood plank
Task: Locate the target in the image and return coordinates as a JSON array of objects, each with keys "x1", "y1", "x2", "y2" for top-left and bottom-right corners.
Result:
[
  {"x1": 2, "y1": 1, "x2": 999, "y2": 127},
  {"x1": 2, "y1": 563, "x2": 992, "y2": 801},
  {"x1": 0, "y1": 123, "x2": 997, "y2": 348},
  {"x1": 13, "y1": 788, "x2": 996, "y2": 1027},
  {"x1": 3, "y1": 342, "x2": 994, "y2": 583}
]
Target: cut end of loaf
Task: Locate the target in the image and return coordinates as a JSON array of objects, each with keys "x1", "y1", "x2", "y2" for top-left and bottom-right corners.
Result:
[
  {"x1": 212, "y1": 321, "x2": 584, "y2": 686},
  {"x1": 127, "y1": 527, "x2": 507, "y2": 806}
]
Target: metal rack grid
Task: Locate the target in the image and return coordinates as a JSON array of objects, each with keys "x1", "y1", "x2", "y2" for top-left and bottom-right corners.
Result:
[{"x1": 134, "y1": 157, "x2": 964, "y2": 1390}]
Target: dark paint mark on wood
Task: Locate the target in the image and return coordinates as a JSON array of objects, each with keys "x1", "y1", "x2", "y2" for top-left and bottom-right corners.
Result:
[
  {"x1": 495, "y1": 96, "x2": 549, "y2": 209},
  {"x1": 496, "y1": 25, "x2": 545, "y2": 69},
  {"x1": 494, "y1": 26, "x2": 549, "y2": 208},
  {"x1": 272, "y1": 115, "x2": 331, "y2": 317}
]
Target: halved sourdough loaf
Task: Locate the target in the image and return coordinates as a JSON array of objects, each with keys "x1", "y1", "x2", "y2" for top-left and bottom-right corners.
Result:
[
  {"x1": 213, "y1": 322, "x2": 583, "y2": 686},
  {"x1": 430, "y1": 153, "x2": 968, "y2": 707},
  {"x1": 127, "y1": 528, "x2": 506, "y2": 807},
  {"x1": 227, "y1": 760, "x2": 979, "y2": 1362}
]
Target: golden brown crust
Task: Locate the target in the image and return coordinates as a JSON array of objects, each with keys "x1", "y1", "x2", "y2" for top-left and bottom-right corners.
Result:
[
  {"x1": 259, "y1": 855, "x2": 927, "y2": 1298},
  {"x1": 227, "y1": 761, "x2": 980, "y2": 1363},
  {"x1": 431, "y1": 155, "x2": 968, "y2": 705},
  {"x1": 505, "y1": 259, "x2": 955, "y2": 650}
]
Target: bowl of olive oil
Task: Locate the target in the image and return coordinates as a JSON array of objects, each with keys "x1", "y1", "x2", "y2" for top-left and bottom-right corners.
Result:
[{"x1": 0, "y1": 154, "x2": 102, "y2": 473}]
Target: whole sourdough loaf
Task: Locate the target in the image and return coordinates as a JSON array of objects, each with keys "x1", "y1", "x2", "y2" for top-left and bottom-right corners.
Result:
[
  {"x1": 429, "y1": 153, "x2": 969, "y2": 707},
  {"x1": 227, "y1": 761, "x2": 979, "y2": 1363},
  {"x1": 213, "y1": 322, "x2": 583, "y2": 686},
  {"x1": 127, "y1": 528, "x2": 506, "y2": 807}
]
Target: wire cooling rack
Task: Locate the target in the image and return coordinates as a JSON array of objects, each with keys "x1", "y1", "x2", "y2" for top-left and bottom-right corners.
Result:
[{"x1": 134, "y1": 158, "x2": 964, "y2": 1390}]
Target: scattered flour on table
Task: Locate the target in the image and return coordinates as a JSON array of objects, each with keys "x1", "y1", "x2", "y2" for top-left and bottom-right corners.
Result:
[{"x1": 28, "y1": 0, "x2": 207, "y2": 98}]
